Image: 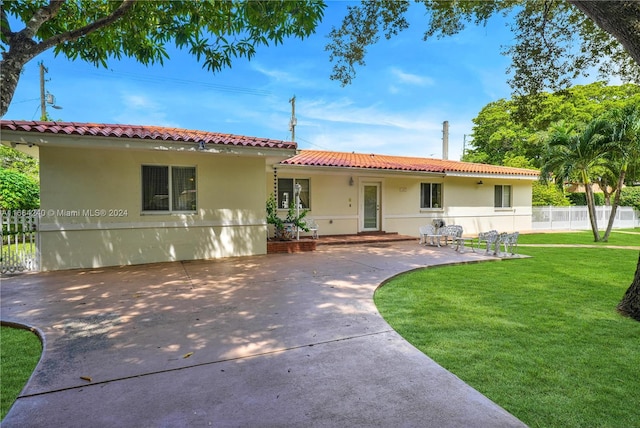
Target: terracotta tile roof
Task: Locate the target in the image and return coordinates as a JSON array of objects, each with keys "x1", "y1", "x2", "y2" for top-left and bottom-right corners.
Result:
[
  {"x1": 0, "y1": 120, "x2": 297, "y2": 150},
  {"x1": 280, "y1": 150, "x2": 539, "y2": 177}
]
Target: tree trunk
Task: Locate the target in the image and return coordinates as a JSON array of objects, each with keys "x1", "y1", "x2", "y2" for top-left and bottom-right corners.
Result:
[
  {"x1": 0, "y1": 40, "x2": 38, "y2": 117},
  {"x1": 0, "y1": 0, "x2": 135, "y2": 118},
  {"x1": 602, "y1": 169, "x2": 625, "y2": 242},
  {"x1": 584, "y1": 181, "x2": 601, "y2": 242},
  {"x1": 570, "y1": 1, "x2": 640, "y2": 66},
  {"x1": 617, "y1": 252, "x2": 640, "y2": 322}
]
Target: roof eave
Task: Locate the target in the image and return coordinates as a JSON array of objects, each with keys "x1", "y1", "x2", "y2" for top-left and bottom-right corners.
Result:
[
  {"x1": 0, "y1": 130, "x2": 297, "y2": 159},
  {"x1": 276, "y1": 163, "x2": 447, "y2": 177},
  {"x1": 445, "y1": 171, "x2": 539, "y2": 180}
]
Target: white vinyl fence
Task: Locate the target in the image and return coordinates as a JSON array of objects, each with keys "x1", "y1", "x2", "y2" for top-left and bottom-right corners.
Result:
[
  {"x1": 1, "y1": 210, "x2": 40, "y2": 273},
  {"x1": 532, "y1": 206, "x2": 640, "y2": 231}
]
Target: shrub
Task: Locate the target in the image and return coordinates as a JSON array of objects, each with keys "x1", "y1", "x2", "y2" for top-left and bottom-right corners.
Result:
[
  {"x1": 532, "y1": 181, "x2": 570, "y2": 206},
  {"x1": 0, "y1": 168, "x2": 40, "y2": 210},
  {"x1": 567, "y1": 191, "x2": 604, "y2": 206},
  {"x1": 620, "y1": 186, "x2": 640, "y2": 211}
]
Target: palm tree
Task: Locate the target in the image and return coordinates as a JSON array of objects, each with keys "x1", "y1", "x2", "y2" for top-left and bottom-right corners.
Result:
[
  {"x1": 601, "y1": 105, "x2": 640, "y2": 242},
  {"x1": 541, "y1": 119, "x2": 611, "y2": 242},
  {"x1": 600, "y1": 105, "x2": 640, "y2": 322}
]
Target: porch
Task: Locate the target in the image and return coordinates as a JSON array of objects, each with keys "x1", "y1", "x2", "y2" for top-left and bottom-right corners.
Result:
[{"x1": 267, "y1": 232, "x2": 416, "y2": 254}]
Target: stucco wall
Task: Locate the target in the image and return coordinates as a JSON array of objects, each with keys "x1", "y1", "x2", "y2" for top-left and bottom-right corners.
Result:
[
  {"x1": 271, "y1": 168, "x2": 533, "y2": 237},
  {"x1": 39, "y1": 146, "x2": 268, "y2": 270},
  {"x1": 383, "y1": 176, "x2": 533, "y2": 236},
  {"x1": 269, "y1": 169, "x2": 359, "y2": 236}
]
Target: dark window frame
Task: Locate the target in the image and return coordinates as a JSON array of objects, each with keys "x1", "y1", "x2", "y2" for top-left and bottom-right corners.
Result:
[
  {"x1": 494, "y1": 184, "x2": 512, "y2": 208},
  {"x1": 142, "y1": 165, "x2": 197, "y2": 213},
  {"x1": 420, "y1": 182, "x2": 443, "y2": 209},
  {"x1": 277, "y1": 178, "x2": 310, "y2": 210}
]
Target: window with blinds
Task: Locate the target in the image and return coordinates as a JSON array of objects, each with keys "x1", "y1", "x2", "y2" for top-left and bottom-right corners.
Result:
[
  {"x1": 277, "y1": 178, "x2": 310, "y2": 209},
  {"x1": 142, "y1": 165, "x2": 196, "y2": 212},
  {"x1": 420, "y1": 183, "x2": 442, "y2": 209},
  {"x1": 494, "y1": 185, "x2": 512, "y2": 208}
]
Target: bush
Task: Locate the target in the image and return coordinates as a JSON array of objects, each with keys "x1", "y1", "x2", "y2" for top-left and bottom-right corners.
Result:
[
  {"x1": 567, "y1": 192, "x2": 605, "y2": 206},
  {"x1": 620, "y1": 186, "x2": 640, "y2": 211},
  {"x1": 0, "y1": 168, "x2": 40, "y2": 210},
  {"x1": 532, "y1": 181, "x2": 570, "y2": 206}
]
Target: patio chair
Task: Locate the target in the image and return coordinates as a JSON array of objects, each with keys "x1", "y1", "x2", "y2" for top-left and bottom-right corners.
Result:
[
  {"x1": 493, "y1": 232, "x2": 510, "y2": 256},
  {"x1": 476, "y1": 230, "x2": 499, "y2": 254},
  {"x1": 304, "y1": 218, "x2": 319, "y2": 239},
  {"x1": 501, "y1": 231, "x2": 520, "y2": 256},
  {"x1": 419, "y1": 224, "x2": 441, "y2": 246},
  {"x1": 440, "y1": 225, "x2": 463, "y2": 247}
]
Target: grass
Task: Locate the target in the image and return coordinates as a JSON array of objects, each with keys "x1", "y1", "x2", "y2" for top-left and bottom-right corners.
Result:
[
  {"x1": 518, "y1": 228, "x2": 640, "y2": 246},
  {"x1": 0, "y1": 326, "x2": 42, "y2": 420},
  {"x1": 375, "y1": 231, "x2": 640, "y2": 428}
]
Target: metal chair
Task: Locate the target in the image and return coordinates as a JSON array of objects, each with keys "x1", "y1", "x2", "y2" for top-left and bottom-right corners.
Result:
[
  {"x1": 477, "y1": 230, "x2": 499, "y2": 254},
  {"x1": 419, "y1": 224, "x2": 441, "y2": 246},
  {"x1": 304, "y1": 218, "x2": 319, "y2": 239}
]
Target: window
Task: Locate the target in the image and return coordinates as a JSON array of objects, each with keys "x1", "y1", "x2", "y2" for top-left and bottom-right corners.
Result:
[
  {"x1": 277, "y1": 178, "x2": 310, "y2": 209},
  {"x1": 142, "y1": 165, "x2": 196, "y2": 212},
  {"x1": 494, "y1": 185, "x2": 512, "y2": 208},
  {"x1": 420, "y1": 183, "x2": 442, "y2": 209}
]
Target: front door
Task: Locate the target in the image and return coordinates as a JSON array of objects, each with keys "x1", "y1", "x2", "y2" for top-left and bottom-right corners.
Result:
[{"x1": 361, "y1": 183, "x2": 380, "y2": 232}]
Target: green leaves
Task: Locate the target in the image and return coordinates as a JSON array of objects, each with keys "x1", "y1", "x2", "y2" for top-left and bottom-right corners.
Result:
[
  {"x1": 0, "y1": 168, "x2": 40, "y2": 210},
  {"x1": 467, "y1": 82, "x2": 640, "y2": 169},
  {"x1": 1, "y1": 1, "x2": 327, "y2": 116},
  {"x1": 326, "y1": 1, "x2": 640, "y2": 94},
  {"x1": 326, "y1": 0, "x2": 410, "y2": 86}
]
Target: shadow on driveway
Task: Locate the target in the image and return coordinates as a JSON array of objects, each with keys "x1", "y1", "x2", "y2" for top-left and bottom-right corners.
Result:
[{"x1": 1, "y1": 242, "x2": 526, "y2": 427}]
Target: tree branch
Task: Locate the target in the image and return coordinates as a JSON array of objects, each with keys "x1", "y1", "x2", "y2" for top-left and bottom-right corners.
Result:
[
  {"x1": 34, "y1": 0, "x2": 136, "y2": 54},
  {"x1": 22, "y1": 0, "x2": 65, "y2": 39},
  {"x1": 569, "y1": 1, "x2": 640, "y2": 67}
]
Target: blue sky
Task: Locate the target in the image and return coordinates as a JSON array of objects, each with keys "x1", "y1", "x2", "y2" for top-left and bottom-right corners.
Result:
[{"x1": 3, "y1": 2, "x2": 592, "y2": 161}]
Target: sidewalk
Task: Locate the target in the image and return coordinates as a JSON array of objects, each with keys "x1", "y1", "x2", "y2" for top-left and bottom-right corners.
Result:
[{"x1": 1, "y1": 242, "x2": 526, "y2": 427}]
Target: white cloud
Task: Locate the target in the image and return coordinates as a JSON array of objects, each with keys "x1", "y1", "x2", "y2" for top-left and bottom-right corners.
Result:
[
  {"x1": 114, "y1": 91, "x2": 180, "y2": 128},
  {"x1": 250, "y1": 62, "x2": 331, "y2": 90},
  {"x1": 299, "y1": 97, "x2": 442, "y2": 133},
  {"x1": 389, "y1": 67, "x2": 435, "y2": 87}
]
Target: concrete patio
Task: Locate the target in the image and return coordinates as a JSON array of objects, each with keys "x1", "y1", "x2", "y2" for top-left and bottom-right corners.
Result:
[{"x1": 1, "y1": 241, "x2": 526, "y2": 427}]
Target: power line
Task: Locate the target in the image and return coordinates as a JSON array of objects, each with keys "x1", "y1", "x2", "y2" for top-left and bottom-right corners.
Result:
[
  {"x1": 296, "y1": 136, "x2": 334, "y2": 151},
  {"x1": 80, "y1": 67, "x2": 272, "y2": 97},
  {"x1": 12, "y1": 97, "x2": 40, "y2": 104}
]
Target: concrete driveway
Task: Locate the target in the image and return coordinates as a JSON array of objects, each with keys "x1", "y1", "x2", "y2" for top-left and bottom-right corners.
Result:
[{"x1": 1, "y1": 242, "x2": 526, "y2": 427}]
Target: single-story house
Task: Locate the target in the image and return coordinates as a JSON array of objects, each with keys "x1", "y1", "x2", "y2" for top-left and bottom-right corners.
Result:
[
  {"x1": 271, "y1": 150, "x2": 539, "y2": 238},
  {"x1": 1, "y1": 120, "x2": 296, "y2": 271},
  {"x1": 1, "y1": 120, "x2": 539, "y2": 271}
]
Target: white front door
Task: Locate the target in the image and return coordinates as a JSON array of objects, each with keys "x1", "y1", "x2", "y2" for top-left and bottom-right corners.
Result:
[{"x1": 361, "y1": 182, "x2": 381, "y2": 232}]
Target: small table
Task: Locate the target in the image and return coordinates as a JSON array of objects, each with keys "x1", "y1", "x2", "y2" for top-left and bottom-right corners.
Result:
[
  {"x1": 453, "y1": 237, "x2": 476, "y2": 253},
  {"x1": 424, "y1": 234, "x2": 443, "y2": 247}
]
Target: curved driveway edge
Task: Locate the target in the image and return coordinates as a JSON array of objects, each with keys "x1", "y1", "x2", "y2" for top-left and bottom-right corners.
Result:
[{"x1": 1, "y1": 242, "x2": 526, "y2": 427}]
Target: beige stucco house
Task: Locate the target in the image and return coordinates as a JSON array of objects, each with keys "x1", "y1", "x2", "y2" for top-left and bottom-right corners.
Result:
[
  {"x1": 1, "y1": 120, "x2": 295, "y2": 271},
  {"x1": 270, "y1": 150, "x2": 539, "y2": 238},
  {"x1": 1, "y1": 120, "x2": 539, "y2": 271}
]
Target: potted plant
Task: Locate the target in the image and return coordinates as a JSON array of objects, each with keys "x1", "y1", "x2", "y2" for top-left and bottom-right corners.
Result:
[{"x1": 266, "y1": 193, "x2": 310, "y2": 240}]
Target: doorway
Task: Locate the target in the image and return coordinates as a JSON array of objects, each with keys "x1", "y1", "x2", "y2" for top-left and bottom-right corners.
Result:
[{"x1": 361, "y1": 182, "x2": 381, "y2": 232}]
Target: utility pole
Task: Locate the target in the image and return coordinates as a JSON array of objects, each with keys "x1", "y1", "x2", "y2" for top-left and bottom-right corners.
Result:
[
  {"x1": 40, "y1": 62, "x2": 48, "y2": 121},
  {"x1": 38, "y1": 61, "x2": 62, "y2": 120},
  {"x1": 289, "y1": 95, "x2": 297, "y2": 142},
  {"x1": 462, "y1": 134, "x2": 467, "y2": 159},
  {"x1": 442, "y1": 120, "x2": 449, "y2": 160}
]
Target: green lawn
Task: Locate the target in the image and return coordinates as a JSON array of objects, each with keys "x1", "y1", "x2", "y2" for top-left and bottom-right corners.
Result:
[
  {"x1": 518, "y1": 228, "x2": 640, "y2": 246},
  {"x1": 375, "y1": 231, "x2": 640, "y2": 428},
  {"x1": 0, "y1": 326, "x2": 42, "y2": 420}
]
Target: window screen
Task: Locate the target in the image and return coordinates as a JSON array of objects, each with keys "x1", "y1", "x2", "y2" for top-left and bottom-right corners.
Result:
[
  {"x1": 494, "y1": 185, "x2": 512, "y2": 208},
  {"x1": 420, "y1": 183, "x2": 442, "y2": 208},
  {"x1": 142, "y1": 165, "x2": 196, "y2": 212}
]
